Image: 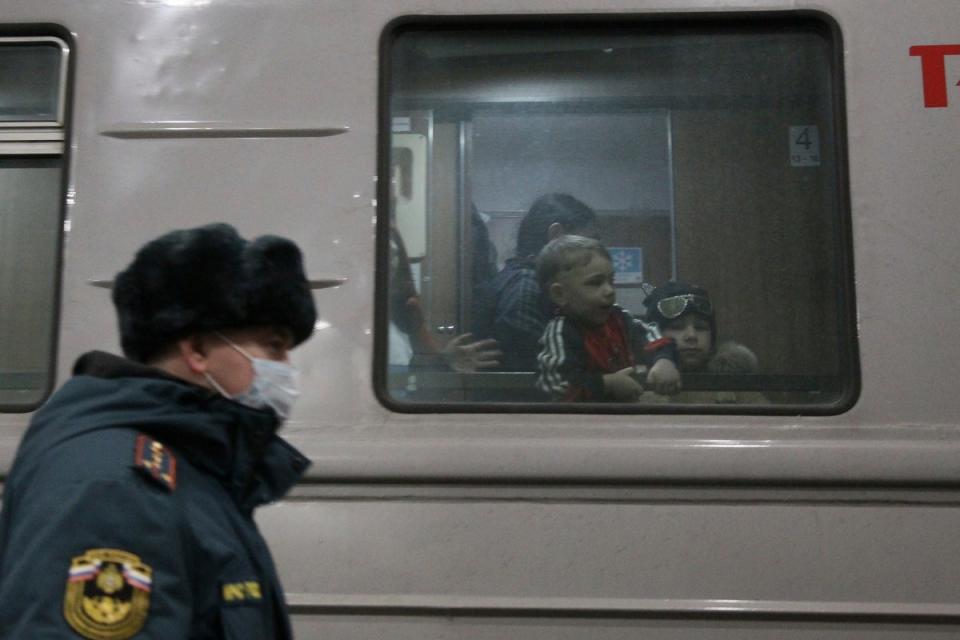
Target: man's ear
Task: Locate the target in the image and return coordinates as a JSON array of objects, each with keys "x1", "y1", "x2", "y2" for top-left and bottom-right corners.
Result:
[
  {"x1": 548, "y1": 281, "x2": 566, "y2": 308},
  {"x1": 178, "y1": 334, "x2": 211, "y2": 374},
  {"x1": 547, "y1": 222, "x2": 565, "y2": 241}
]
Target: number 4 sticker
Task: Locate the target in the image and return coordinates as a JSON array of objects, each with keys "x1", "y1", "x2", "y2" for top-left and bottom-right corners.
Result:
[{"x1": 789, "y1": 125, "x2": 820, "y2": 167}]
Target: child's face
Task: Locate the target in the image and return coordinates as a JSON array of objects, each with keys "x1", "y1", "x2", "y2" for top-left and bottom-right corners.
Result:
[
  {"x1": 662, "y1": 314, "x2": 713, "y2": 371},
  {"x1": 550, "y1": 253, "x2": 616, "y2": 327}
]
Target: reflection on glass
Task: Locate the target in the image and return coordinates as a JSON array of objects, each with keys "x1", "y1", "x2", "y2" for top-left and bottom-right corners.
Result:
[
  {"x1": 382, "y1": 15, "x2": 854, "y2": 411},
  {"x1": 0, "y1": 158, "x2": 63, "y2": 408},
  {"x1": 0, "y1": 38, "x2": 68, "y2": 409},
  {"x1": 0, "y1": 44, "x2": 62, "y2": 122}
]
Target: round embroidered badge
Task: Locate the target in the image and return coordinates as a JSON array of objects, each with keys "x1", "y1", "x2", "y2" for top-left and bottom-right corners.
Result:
[{"x1": 63, "y1": 548, "x2": 152, "y2": 640}]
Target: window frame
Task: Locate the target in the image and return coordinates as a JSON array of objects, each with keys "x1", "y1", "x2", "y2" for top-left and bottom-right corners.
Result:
[
  {"x1": 0, "y1": 35, "x2": 70, "y2": 129},
  {"x1": 0, "y1": 26, "x2": 73, "y2": 413},
  {"x1": 374, "y1": 10, "x2": 859, "y2": 416}
]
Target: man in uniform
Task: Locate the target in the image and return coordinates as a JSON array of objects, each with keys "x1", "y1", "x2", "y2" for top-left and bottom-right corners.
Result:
[{"x1": 0, "y1": 223, "x2": 317, "y2": 639}]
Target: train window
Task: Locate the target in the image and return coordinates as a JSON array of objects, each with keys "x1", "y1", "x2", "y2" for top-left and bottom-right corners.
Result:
[
  {"x1": 0, "y1": 36, "x2": 69, "y2": 411},
  {"x1": 377, "y1": 13, "x2": 857, "y2": 414}
]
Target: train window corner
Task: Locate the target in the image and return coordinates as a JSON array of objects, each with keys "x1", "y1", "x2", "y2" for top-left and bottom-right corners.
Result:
[{"x1": 377, "y1": 13, "x2": 856, "y2": 415}]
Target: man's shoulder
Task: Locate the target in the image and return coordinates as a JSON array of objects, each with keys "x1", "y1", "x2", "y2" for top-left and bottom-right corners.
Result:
[
  {"x1": 18, "y1": 419, "x2": 136, "y2": 462},
  {"x1": 11, "y1": 425, "x2": 180, "y2": 495},
  {"x1": 494, "y1": 260, "x2": 536, "y2": 293},
  {"x1": 494, "y1": 263, "x2": 548, "y2": 329},
  {"x1": 500, "y1": 264, "x2": 537, "y2": 290}
]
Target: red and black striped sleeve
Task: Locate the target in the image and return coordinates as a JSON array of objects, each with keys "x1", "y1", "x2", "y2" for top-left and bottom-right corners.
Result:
[{"x1": 536, "y1": 317, "x2": 606, "y2": 402}]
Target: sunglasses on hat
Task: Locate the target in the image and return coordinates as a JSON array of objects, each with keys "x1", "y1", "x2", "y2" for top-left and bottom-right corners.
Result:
[{"x1": 656, "y1": 293, "x2": 713, "y2": 319}]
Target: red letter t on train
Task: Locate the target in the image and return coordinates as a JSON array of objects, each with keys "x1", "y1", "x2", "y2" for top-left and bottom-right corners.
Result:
[{"x1": 910, "y1": 44, "x2": 960, "y2": 108}]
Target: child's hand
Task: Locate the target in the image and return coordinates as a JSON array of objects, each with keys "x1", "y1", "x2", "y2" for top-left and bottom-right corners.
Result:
[
  {"x1": 646, "y1": 359, "x2": 681, "y2": 395},
  {"x1": 603, "y1": 367, "x2": 644, "y2": 401}
]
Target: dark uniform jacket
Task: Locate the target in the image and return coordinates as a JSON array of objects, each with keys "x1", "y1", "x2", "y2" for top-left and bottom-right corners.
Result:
[
  {"x1": 0, "y1": 351, "x2": 310, "y2": 639},
  {"x1": 473, "y1": 257, "x2": 553, "y2": 372}
]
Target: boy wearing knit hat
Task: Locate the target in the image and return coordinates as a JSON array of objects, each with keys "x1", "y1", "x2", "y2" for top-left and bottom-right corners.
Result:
[
  {"x1": 0, "y1": 223, "x2": 316, "y2": 639},
  {"x1": 642, "y1": 281, "x2": 764, "y2": 405},
  {"x1": 644, "y1": 281, "x2": 759, "y2": 375}
]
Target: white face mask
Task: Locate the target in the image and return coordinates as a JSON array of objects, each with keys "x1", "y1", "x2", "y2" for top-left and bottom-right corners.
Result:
[{"x1": 204, "y1": 333, "x2": 301, "y2": 420}]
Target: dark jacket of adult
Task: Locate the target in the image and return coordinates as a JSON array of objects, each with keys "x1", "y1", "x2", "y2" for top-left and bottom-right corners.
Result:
[
  {"x1": 474, "y1": 257, "x2": 553, "y2": 372},
  {"x1": 0, "y1": 351, "x2": 309, "y2": 639}
]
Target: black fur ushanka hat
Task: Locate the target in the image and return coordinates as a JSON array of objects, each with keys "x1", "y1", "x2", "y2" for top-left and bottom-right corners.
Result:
[{"x1": 113, "y1": 223, "x2": 317, "y2": 363}]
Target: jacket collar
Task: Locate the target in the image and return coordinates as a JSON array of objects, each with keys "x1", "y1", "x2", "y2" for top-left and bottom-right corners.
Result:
[{"x1": 72, "y1": 351, "x2": 310, "y2": 509}]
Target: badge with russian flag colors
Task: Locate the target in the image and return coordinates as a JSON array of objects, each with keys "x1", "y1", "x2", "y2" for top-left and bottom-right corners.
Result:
[{"x1": 64, "y1": 548, "x2": 152, "y2": 639}]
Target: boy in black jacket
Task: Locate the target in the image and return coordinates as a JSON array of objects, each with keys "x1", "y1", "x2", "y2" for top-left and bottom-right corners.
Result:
[{"x1": 535, "y1": 235, "x2": 680, "y2": 402}]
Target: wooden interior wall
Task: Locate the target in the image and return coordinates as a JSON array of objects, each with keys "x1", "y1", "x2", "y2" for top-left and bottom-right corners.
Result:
[
  {"x1": 671, "y1": 109, "x2": 839, "y2": 375},
  {"x1": 599, "y1": 215, "x2": 673, "y2": 290}
]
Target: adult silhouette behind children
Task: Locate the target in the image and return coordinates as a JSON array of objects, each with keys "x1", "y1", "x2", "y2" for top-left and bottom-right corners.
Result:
[{"x1": 475, "y1": 193, "x2": 599, "y2": 371}]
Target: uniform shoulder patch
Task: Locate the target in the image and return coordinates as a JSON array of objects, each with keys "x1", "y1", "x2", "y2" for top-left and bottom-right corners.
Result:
[
  {"x1": 133, "y1": 434, "x2": 177, "y2": 491},
  {"x1": 64, "y1": 548, "x2": 152, "y2": 640}
]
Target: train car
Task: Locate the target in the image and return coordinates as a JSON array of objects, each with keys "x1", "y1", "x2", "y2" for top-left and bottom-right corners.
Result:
[{"x1": 1, "y1": 0, "x2": 960, "y2": 637}]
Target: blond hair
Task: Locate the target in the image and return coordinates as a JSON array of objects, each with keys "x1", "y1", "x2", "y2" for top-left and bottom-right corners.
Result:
[{"x1": 535, "y1": 235, "x2": 611, "y2": 291}]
